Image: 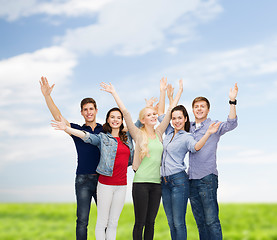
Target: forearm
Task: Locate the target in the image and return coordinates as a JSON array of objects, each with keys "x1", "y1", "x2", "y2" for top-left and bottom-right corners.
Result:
[
  {"x1": 158, "y1": 90, "x2": 166, "y2": 116},
  {"x1": 111, "y1": 91, "x2": 127, "y2": 112},
  {"x1": 228, "y1": 83, "x2": 238, "y2": 119},
  {"x1": 157, "y1": 107, "x2": 171, "y2": 134},
  {"x1": 45, "y1": 95, "x2": 70, "y2": 126},
  {"x1": 44, "y1": 95, "x2": 61, "y2": 118},
  {"x1": 194, "y1": 132, "x2": 211, "y2": 151},
  {"x1": 170, "y1": 88, "x2": 182, "y2": 108},
  {"x1": 122, "y1": 110, "x2": 139, "y2": 140},
  {"x1": 228, "y1": 104, "x2": 237, "y2": 119},
  {"x1": 65, "y1": 126, "x2": 86, "y2": 139}
]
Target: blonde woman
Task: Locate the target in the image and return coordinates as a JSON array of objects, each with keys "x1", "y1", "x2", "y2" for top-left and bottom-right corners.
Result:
[{"x1": 100, "y1": 79, "x2": 182, "y2": 240}]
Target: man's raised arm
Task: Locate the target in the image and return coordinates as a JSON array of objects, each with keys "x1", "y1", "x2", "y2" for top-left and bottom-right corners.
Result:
[
  {"x1": 228, "y1": 83, "x2": 238, "y2": 119},
  {"x1": 40, "y1": 76, "x2": 70, "y2": 127}
]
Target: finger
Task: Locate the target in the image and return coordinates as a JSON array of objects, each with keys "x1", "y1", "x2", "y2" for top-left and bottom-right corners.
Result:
[{"x1": 41, "y1": 76, "x2": 46, "y2": 84}]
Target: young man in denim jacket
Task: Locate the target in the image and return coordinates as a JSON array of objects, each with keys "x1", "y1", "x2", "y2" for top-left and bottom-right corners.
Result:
[
  {"x1": 40, "y1": 76, "x2": 103, "y2": 240},
  {"x1": 188, "y1": 83, "x2": 238, "y2": 240}
]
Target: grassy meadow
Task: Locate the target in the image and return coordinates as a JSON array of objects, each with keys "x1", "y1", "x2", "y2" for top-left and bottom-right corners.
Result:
[{"x1": 1, "y1": 203, "x2": 277, "y2": 240}]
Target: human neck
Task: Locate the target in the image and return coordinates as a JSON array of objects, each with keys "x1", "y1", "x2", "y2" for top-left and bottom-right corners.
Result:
[
  {"x1": 195, "y1": 118, "x2": 207, "y2": 124},
  {"x1": 85, "y1": 121, "x2": 97, "y2": 130},
  {"x1": 174, "y1": 128, "x2": 182, "y2": 135},
  {"x1": 111, "y1": 128, "x2": 120, "y2": 138},
  {"x1": 144, "y1": 125, "x2": 155, "y2": 137}
]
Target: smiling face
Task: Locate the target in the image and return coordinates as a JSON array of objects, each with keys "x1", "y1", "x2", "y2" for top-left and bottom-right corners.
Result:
[
  {"x1": 140, "y1": 107, "x2": 157, "y2": 127},
  {"x1": 81, "y1": 103, "x2": 98, "y2": 123},
  {"x1": 192, "y1": 100, "x2": 210, "y2": 123},
  {"x1": 172, "y1": 110, "x2": 187, "y2": 132},
  {"x1": 107, "y1": 110, "x2": 123, "y2": 130}
]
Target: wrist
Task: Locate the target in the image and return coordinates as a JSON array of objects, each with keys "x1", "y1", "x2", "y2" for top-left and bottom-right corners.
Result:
[{"x1": 229, "y1": 99, "x2": 237, "y2": 105}]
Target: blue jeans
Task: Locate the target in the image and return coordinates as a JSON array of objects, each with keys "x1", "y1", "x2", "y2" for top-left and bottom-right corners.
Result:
[
  {"x1": 161, "y1": 171, "x2": 189, "y2": 240},
  {"x1": 75, "y1": 174, "x2": 98, "y2": 240},
  {"x1": 189, "y1": 174, "x2": 222, "y2": 240}
]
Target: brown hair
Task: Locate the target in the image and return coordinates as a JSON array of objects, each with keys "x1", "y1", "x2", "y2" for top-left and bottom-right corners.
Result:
[
  {"x1": 80, "y1": 98, "x2": 97, "y2": 110},
  {"x1": 171, "y1": 105, "x2": 190, "y2": 132},
  {"x1": 192, "y1": 97, "x2": 210, "y2": 109},
  {"x1": 103, "y1": 107, "x2": 127, "y2": 144}
]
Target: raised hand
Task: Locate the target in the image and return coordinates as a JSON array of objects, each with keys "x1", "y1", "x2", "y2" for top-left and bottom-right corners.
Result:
[
  {"x1": 40, "y1": 76, "x2": 55, "y2": 97},
  {"x1": 207, "y1": 122, "x2": 221, "y2": 135},
  {"x1": 229, "y1": 83, "x2": 238, "y2": 101},
  {"x1": 160, "y1": 77, "x2": 167, "y2": 92},
  {"x1": 100, "y1": 82, "x2": 115, "y2": 94},
  {"x1": 51, "y1": 116, "x2": 67, "y2": 131},
  {"x1": 169, "y1": 79, "x2": 183, "y2": 108},
  {"x1": 145, "y1": 97, "x2": 158, "y2": 108}
]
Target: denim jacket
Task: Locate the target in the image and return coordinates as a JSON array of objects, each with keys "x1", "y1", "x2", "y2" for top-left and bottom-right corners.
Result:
[{"x1": 83, "y1": 131, "x2": 134, "y2": 176}]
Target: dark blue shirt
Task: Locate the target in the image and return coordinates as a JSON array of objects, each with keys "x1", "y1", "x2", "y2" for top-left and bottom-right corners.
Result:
[{"x1": 70, "y1": 123, "x2": 103, "y2": 174}]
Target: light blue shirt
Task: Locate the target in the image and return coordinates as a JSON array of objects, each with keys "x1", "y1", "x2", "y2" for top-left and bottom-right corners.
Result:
[
  {"x1": 189, "y1": 117, "x2": 238, "y2": 179},
  {"x1": 158, "y1": 115, "x2": 197, "y2": 177}
]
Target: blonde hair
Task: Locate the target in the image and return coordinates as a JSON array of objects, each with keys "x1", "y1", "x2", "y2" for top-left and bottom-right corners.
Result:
[{"x1": 138, "y1": 107, "x2": 155, "y2": 160}]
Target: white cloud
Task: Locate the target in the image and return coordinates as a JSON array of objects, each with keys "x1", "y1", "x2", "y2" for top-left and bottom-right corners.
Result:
[
  {"x1": 59, "y1": 0, "x2": 222, "y2": 56},
  {"x1": 161, "y1": 39, "x2": 277, "y2": 90},
  {"x1": 0, "y1": 0, "x2": 112, "y2": 21},
  {"x1": 0, "y1": 46, "x2": 77, "y2": 106},
  {"x1": 0, "y1": 45, "x2": 78, "y2": 171}
]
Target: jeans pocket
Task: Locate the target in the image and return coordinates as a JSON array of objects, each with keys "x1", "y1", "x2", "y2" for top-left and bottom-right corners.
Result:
[
  {"x1": 200, "y1": 174, "x2": 218, "y2": 188},
  {"x1": 172, "y1": 176, "x2": 186, "y2": 187}
]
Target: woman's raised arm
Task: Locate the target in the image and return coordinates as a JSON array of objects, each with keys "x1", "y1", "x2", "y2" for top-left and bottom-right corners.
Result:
[
  {"x1": 51, "y1": 116, "x2": 86, "y2": 139},
  {"x1": 100, "y1": 82, "x2": 127, "y2": 112}
]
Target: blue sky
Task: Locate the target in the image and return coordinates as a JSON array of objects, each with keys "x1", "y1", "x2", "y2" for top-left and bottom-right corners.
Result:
[{"x1": 0, "y1": 0, "x2": 277, "y2": 203}]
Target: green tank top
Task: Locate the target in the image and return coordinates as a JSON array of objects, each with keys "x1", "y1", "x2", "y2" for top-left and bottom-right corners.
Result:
[{"x1": 133, "y1": 135, "x2": 163, "y2": 183}]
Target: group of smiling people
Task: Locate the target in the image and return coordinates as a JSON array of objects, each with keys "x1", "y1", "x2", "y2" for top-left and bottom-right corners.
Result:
[{"x1": 41, "y1": 76, "x2": 238, "y2": 240}]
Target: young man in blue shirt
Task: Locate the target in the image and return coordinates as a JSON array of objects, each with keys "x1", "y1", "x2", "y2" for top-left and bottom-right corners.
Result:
[
  {"x1": 40, "y1": 76, "x2": 103, "y2": 240},
  {"x1": 188, "y1": 83, "x2": 238, "y2": 240}
]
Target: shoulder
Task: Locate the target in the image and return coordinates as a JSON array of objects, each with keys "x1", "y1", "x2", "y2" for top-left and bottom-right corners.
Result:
[
  {"x1": 176, "y1": 131, "x2": 193, "y2": 140},
  {"x1": 158, "y1": 114, "x2": 165, "y2": 122},
  {"x1": 96, "y1": 123, "x2": 103, "y2": 128},
  {"x1": 70, "y1": 123, "x2": 82, "y2": 129},
  {"x1": 202, "y1": 118, "x2": 215, "y2": 127}
]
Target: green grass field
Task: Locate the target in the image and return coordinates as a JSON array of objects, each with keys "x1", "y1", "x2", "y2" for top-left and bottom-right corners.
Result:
[{"x1": 1, "y1": 203, "x2": 277, "y2": 240}]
